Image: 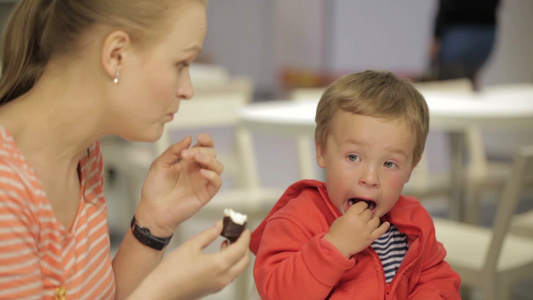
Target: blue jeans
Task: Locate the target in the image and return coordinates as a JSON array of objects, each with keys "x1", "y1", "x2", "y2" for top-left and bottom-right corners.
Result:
[{"x1": 438, "y1": 24, "x2": 496, "y2": 85}]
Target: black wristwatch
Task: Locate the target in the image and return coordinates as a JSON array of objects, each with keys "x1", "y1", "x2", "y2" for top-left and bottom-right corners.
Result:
[{"x1": 130, "y1": 215, "x2": 173, "y2": 251}]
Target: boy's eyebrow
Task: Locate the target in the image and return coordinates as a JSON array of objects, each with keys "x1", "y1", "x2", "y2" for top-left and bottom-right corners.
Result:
[
  {"x1": 343, "y1": 138, "x2": 410, "y2": 158},
  {"x1": 385, "y1": 146, "x2": 410, "y2": 158},
  {"x1": 343, "y1": 138, "x2": 366, "y2": 147}
]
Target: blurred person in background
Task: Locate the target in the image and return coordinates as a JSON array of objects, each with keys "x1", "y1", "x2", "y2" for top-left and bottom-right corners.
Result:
[{"x1": 428, "y1": 0, "x2": 501, "y2": 90}]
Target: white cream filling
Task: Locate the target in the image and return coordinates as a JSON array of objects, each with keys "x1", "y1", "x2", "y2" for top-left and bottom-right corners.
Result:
[{"x1": 224, "y1": 208, "x2": 247, "y2": 225}]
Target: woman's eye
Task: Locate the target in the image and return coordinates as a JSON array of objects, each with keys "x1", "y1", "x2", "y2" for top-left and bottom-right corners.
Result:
[
  {"x1": 384, "y1": 161, "x2": 396, "y2": 168},
  {"x1": 177, "y1": 62, "x2": 190, "y2": 72},
  {"x1": 348, "y1": 154, "x2": 359, "y2": 162}
]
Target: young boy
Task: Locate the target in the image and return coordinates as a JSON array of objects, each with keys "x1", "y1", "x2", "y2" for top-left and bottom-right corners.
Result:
[{"x1": 250, "y1": 71, "x2": 461, "y2": 299}]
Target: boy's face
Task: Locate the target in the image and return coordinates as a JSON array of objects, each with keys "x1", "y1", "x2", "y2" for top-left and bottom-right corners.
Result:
[{"x1": 315, "y1": 110, "x2": 418, "y2": 218}]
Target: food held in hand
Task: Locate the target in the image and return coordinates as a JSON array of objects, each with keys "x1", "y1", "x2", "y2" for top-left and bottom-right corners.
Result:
[{"x1": 221, "y1": 208, "x2": 247, "y2": 243}]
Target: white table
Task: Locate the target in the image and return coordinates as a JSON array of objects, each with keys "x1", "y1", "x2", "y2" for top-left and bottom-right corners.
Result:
[{"x1": 240, "y1": 91, "x2": 533, "y2": 221}]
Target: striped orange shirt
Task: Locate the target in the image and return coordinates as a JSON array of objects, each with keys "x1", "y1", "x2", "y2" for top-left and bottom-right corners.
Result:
[{"x1": 0, "y1": 126, "x2": 115, "y2": 299}]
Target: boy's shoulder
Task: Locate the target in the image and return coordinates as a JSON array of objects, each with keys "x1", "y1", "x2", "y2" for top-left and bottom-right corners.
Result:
[
  {"x1": 271, "y1": 179, "x2": 336, "y2": 221},
  {"x1": 388, "y1": 195, "x2": 434, "y2": 225},
  {"x1": 250, "y1": 179, "x2": 332, "y2": 253}
]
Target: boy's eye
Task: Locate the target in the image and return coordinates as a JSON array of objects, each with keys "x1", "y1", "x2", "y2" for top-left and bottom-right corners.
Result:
[
  {"x1": 384, "y1": 161, "x2": 396, "y2": 168},
  {"x1": 347, "y1": 154, "x2": 359, "y2": 162}
]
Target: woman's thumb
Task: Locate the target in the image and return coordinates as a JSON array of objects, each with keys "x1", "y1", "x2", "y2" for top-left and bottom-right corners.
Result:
[
  {"x1": 189, "y1": 221, "x2": 223, "y2": 250},
  {"x1": 158, "y1": 136, "x2": 192, "y2": 166}
]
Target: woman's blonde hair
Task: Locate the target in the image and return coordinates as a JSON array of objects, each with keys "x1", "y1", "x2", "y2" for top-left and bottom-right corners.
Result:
[
  {"x1": 0, "y1": 0, "x2": 203, "y2": 104},
  {"x1": 315, "y1": 70, "x2": 429, "y2": 164}
]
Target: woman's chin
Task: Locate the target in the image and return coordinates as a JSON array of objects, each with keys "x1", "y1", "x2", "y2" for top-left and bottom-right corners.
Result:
[{"x1": 118, "y1": 128, "x2": 164, "y2": 143}]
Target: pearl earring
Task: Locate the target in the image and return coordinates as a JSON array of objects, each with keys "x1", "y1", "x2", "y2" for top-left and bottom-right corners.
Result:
[{"x1": 113, "y1": 71, "x2": 120, "y2": 84}]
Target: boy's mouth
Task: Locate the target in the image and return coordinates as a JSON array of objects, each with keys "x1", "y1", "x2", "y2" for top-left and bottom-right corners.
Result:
[{"x1": 348, "y1": 198, "x2": 376, "y2": 211}]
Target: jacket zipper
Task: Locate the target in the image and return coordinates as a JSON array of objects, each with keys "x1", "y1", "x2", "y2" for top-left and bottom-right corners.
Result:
[{"x1": 371, "y1": 220, "x2": 424, "y2": 299}]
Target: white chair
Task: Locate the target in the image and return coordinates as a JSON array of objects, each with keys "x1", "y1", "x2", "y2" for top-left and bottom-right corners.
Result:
[
  {"x1": 187, "y1": 62, "x2": 230, "y2": 89},
  {"x1": 481, "y1": 84, "x2": 533, "y2": 239},
  {"x1": 249, "y1": 282, "x2": 261, "y2": 300},
  {"x1": 433, "y1": 145, "x2": 533, "y2": 300},
  {"x1": 413, "y1": 79, "x2": 515, "y2": 223},
  {"x1": 511, "y1": 210, "x2": 533, "y2": 238},
  {"x1": 288, "y1": 86, "x2": 328, "y2": 102}
]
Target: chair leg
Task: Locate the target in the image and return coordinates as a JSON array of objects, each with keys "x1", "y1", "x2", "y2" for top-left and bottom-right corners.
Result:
[
  {"x1": 493, "y1": 280, "x2": 513, "y2": 300},
  {"x1": 480, "y1": 283, "x2": 497, "y2": 300},
  {"x1": 234, "y1": 262, "x2": 253, "y2": 300},
  {"x1": 459, "y1": 285, "x2": 475, "y2": 300},
  {"x1": 464, "y1": 183, "x2": 482, "y2": 225},
  {"x1": 479, "y1": 279, "x2": 514, "y2": 300}
]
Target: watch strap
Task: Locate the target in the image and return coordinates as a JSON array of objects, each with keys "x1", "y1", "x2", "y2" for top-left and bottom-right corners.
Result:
[{"x1": 130, "y1": 215, "x2": 173, "y2": 251}]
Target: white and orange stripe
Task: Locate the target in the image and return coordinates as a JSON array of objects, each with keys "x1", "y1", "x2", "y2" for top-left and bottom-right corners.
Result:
[{"x1": 0, "y1": 126, "x2": 115, "y2": 299}]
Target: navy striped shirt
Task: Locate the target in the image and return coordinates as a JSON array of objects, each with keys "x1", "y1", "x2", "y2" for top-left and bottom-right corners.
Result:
[{"x1": 371, "y1": 224, "x2": 408, "y2": 283}]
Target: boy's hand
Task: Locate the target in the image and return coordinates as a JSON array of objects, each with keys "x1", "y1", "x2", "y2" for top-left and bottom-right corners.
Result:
[{"x1": 323, "y1": 201, "x2": 390, "y2": 259}]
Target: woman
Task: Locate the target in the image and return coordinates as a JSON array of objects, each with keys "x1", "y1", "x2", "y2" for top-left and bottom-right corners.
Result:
[{"x1": 0, "y1": 0, "x2": 250, "y2": 299}]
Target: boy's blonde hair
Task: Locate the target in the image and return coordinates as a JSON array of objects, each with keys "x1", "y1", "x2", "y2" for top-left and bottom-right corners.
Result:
[{"x1": 315, "y1": 70, "x2": 429, "y2": 165}]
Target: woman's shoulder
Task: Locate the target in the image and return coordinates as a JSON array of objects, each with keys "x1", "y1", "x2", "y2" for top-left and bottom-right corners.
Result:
[{"x1": 0, "y1": 126, "x2": 41, "y2": 190}]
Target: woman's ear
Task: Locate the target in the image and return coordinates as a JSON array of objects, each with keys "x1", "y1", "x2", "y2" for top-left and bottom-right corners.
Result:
[{"x1": 101, "y1": 30, "x2": 130, "y2": 81}]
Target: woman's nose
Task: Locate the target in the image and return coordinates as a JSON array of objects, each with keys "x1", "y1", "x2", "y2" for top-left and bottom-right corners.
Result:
[{"x1": 176, "y1": 71, "x2": 195, "y2": 100}]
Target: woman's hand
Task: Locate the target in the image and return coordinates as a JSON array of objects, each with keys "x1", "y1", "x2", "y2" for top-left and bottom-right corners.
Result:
[
  {"x1": 133, "y1": 221, "x2": 251, "y2": 300},
  {"x1": 136, "y1": 134, "x2": 224, "y2": 236}
]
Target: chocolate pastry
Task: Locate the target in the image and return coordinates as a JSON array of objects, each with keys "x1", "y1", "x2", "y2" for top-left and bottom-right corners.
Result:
[{"x1": 221, "y1": 208, "x2": 247, "y2": 243}]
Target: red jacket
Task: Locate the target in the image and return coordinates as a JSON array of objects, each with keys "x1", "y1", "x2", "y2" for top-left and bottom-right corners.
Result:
[{"x1": 250, "y1": 180, "x2": 461, "y2": 300}]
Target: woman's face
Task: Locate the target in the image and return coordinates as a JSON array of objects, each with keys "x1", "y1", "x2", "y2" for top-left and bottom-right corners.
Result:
[{"x1": 111, "y1": 0, "x2": 207, "y2": 142}]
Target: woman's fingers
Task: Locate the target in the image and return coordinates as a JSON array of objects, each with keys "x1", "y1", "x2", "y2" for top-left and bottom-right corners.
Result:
[
  {"x1": 194, "y1": 133, "x2": 215, "y2": 148},
  {"x1": 218, "y1": 229, "x2": 250, "y2": 265},
  {"x1": 211, "y1": 229, "x2": 251, "y2": 281},
  {"x1": 226, "y1": 245, "x2": 251, "y2": 279},
  {"x1": 157, "y1": 136, "x2": 193, "y2": 166},
  {"x1": 181, "y1": 147, "x2": 224, "y2": 175},
  {"x1": 186, "y1": 221, "x2": 224, "y2": 250},
  {"x1": 220, "y1": 239, "x2": 230, "y2": 250},
  {"x1": 200, "y1": 168, "x2": 223, "y2": 190}
]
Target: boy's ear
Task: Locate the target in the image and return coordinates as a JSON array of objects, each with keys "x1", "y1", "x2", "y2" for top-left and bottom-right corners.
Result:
[
  {"x1": 412, "y1": 155, "x2": 422, "y2": 169},
  {"x1": 405, "y1": 155, "x2": 423, "y2": 183},
  {"x1": 315, "y1": 140, "x2": 327, "y2": 168},
  {"x1": 101, "y1": 30, "x2": 131, "y2": 81}
]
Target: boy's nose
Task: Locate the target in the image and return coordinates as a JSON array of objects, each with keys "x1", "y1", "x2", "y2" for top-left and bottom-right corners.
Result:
[{"x1": 359, "y1": 166, "x2": 379, "y2": 187}]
